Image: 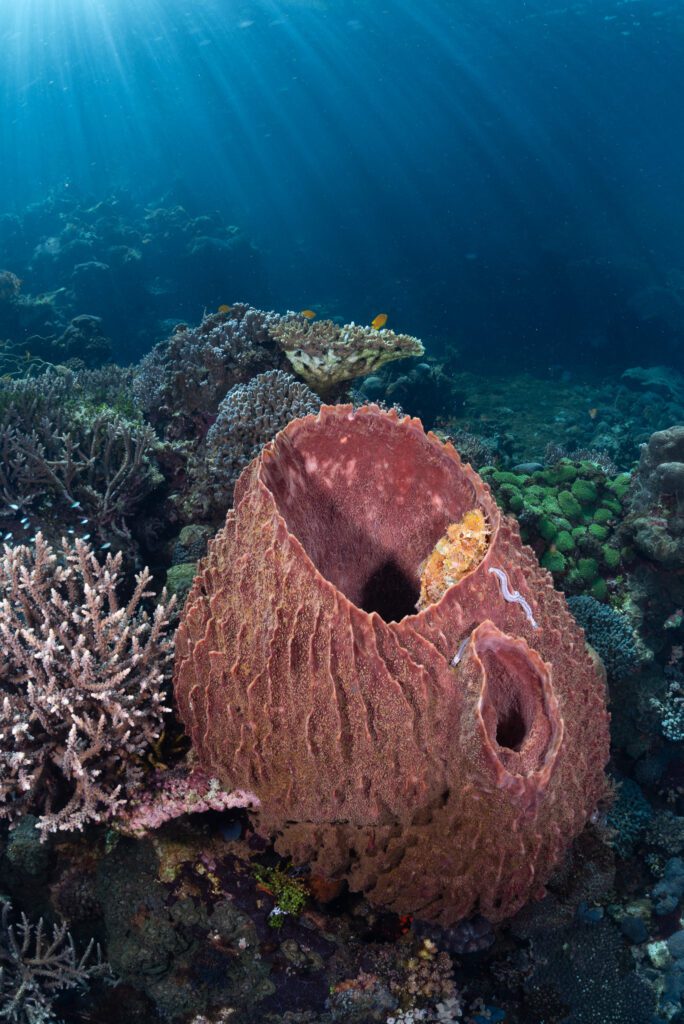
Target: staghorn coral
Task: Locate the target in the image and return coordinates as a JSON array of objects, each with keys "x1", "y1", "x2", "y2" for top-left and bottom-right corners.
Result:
[
  {"x1": 186, "y1": 369, "x2": 321, "y2": 521},
  {"x1": 269, "y1": 314, "x2": 424, "y2": 394},
  {"x1": 174, "y1": 404, "x2": 610, "y2": 925},
  {"x1": 0, "y1": 367, "x2": 160, "y2": 544},
  {"x1": 132, "y1": 304, "x2": 286, "y2": 439},
  {"x1": 0, "y1": 533, "x2": 175, "y2": 836},
  {"x1": 0, "y1": 896, "x2": 111, "y2": 1024}
]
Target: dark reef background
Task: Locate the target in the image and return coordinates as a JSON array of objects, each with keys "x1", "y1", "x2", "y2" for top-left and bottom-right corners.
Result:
[{"x1": 1, "y1": 0, "x2": 683, "y2": 373}]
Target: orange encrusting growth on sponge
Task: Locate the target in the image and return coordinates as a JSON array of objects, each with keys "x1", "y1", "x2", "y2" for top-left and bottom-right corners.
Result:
[{"x1": 418, "y1": 508, "x2": 490, "y2": 609}]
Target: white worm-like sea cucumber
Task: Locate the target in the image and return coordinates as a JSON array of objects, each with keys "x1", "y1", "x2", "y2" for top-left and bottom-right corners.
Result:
[
  {"x1": 488, "y1": 566, "x2": 539, "y2": 630},
  {"x1": 451, "y1": 634, "x2": 471, "y2": 666}
]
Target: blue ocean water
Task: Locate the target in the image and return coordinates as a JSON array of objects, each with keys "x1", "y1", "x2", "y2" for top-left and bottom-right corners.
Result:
[{"x1": 1, "y1": 0, "x2": 683, "y2": 371}]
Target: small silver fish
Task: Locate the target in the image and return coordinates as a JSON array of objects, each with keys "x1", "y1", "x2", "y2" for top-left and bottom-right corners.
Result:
[
  {"x1": 82, "y1": 533, "x2": 91, "y2": 540},
  {"x1": 70, "y1": 501, "x2": 81, "y2": 509},
  {"x1": 3, "y1": 532, "x2": 12, "y2": 541},
  {"x1": 100, "y1": 542, "x2": 111, "y2": 550},
  {"x1": 80, "y1": 518, "x2": 89, "y2": 525},
  {"x1": 8, "y1": 503, "x2": 19, "y2": 511}
]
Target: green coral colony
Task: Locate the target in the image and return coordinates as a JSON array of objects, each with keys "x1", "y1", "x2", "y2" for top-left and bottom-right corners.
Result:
[{"x1": 482, "y1": 459, "x2": 632, "y2": 602}]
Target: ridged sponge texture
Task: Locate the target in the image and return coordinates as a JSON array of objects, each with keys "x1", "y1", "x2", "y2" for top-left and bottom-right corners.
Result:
[{"x1": 174, "y1": 404, "x2": 610, "y2": 924}]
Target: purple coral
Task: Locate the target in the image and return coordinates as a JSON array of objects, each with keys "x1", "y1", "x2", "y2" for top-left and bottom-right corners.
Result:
[
  {"x1": 0, "y1": 533, "x2": 175, "y2": 836},
  {"x1": 118, "y1": 765, "x2": 258, "y2": 836},
  {"x1": 133, "y1": 303, "x2": 287, "y2": 439},
  {"x1": 186, "y1": 369, "x2": 321, "y2": 519}
]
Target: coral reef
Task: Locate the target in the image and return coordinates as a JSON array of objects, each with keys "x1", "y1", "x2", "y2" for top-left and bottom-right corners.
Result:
[
  {"x1": 0, "y1": 534, "x2": 175, "y2": 835},
  {"x1": 482, "y1": 457, "x2": 630, "y2": 601},
  {"x1": 0, "y1": 896, "x2": 110, "y2": 1024},
  {"x1": 0, "y1": 367, "x2": 161, "y2": 548},
  {"x1": 566, "y1": 595, "x2": 647, "y2": 682},
  {"x1": 132, "y1": 304, "x2": 286, "y2": 440},
  {"x1": 174, "y1": 404, "x2": 610, "y2": 925},
  {"x1": 187, "y1": 369, "x2": 321, "y2": 521},
  {"x1": 269, "y1": 314, "x2": 424, "y2": 394},
  {"x1": 0, "y1": 191, "x2": 265, "y2": 361},
  {"x1": 626, "y1": 424, "x2": 684, "y2": 567}
]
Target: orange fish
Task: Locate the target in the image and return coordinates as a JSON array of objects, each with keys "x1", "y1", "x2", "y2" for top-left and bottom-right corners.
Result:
[
  {"x1": 217, "y1": 304, "x2": 231, "y2": 314},
  {"x1": 588, "y1": 407, "x2": 598, "y2": 419},
  {"x1": 371, "y1": 313, "x2": 388, "y2": 330},
  {"x1": 300, "y1": 309, "x2": 317, "y2": 319}
]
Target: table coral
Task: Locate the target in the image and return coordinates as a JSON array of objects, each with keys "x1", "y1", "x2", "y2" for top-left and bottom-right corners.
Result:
[
  {"x1": 174, "y1": 405, "x2": 610, "y2": 925},
  {"x1": 269, "y1": 314, "x2": 424, "y2": 394}
]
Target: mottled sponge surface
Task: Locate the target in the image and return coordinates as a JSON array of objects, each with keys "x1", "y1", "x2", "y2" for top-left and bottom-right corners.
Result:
[{"x1": 174, "y1": 405, "x2": 610, "y2": 924}]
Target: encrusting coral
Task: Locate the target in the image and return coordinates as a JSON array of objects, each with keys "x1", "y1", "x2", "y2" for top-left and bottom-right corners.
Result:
[
  {"x1": 418, "y1": 509, "x2": 490, "y2": 609},
  {"x1": 269, "y1": 313, "x2": 425, "y2": 393},
  {"x1": 626, "y1": 424, "x2": 684, "y2": 567},
  {"x1": 174, "y1": 404, "x2": 610, "y2": 925},
  {"x1": 0, "y1": 534, "x2": 175, "y2": 836}
]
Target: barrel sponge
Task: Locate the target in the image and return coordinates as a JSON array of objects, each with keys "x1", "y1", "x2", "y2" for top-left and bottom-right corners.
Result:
[{"x1": 174, "y1": 405, "x2": 610, "y2": 925}]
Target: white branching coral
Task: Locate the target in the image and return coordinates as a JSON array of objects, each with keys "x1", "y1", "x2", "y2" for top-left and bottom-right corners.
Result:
[
  {"x1": 0, "y1": 896, "x2": 111, "y2": 1024},
  {"x1": 0, "y1": 533, "x2": 175, "y2": 836}
]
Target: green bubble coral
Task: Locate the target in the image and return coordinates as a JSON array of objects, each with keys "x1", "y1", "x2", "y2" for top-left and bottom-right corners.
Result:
[
  {"x1": 541, "y1": 549, "x2": 566, "y2": 573},
  {"x1": 602, "y1": 546, "x2": 620, "y2": 570},
  {"x1": 558, "y1": 490, "x2": 582, "y2": 519},
  {"x1": 556, "y1": 530, "x2": 575, "y2": 553},
  {"x1": 538, "y1": 517, "x2": 559, "y2": 542},
  {"x1": 571, "y1": 478, "x2": 598, "y2": 505},
  {"x1": 577, "y1": 557, "x2": 599, "y2": 583},
  {"x1": 590, "y1": 578, "x2": 608, "y2": 602}
]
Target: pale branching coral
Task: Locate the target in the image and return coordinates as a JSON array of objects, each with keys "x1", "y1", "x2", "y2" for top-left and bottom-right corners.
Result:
[
  {"x1": 0, "y1": 534, "x2": 175, "y2": 836},
  {"x1": 0, "y1": 896, "x2": 111, "y2": 1024},
  {"x1": 270, "y1": 314, "x2": 425, "y2": 393}
]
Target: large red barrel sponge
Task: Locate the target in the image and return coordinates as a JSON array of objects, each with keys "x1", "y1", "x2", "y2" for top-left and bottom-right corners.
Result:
[{"x1": 174, "y1": 405, "x2": 610, "y2": 925}]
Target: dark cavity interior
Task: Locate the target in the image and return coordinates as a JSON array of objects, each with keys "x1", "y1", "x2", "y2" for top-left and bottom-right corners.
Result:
[
  {"x1": 476, "y1": 635, "x2": 553, "y2": 774},
  {"x1": 260, "y1": 412, "x2": 482, "y2": 621},
  {"x1": 495, "y1": 698, "x2": 527, "y2": 751}
]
